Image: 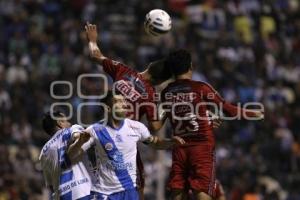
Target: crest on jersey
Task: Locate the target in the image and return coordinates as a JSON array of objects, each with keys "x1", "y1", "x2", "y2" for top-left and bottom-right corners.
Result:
[
  {"x1": 105, "y1": 143, "x2": 113, "y2": 151},
  {"x1": 115, "y1": 134, "x2": 123, "y2": 142}
]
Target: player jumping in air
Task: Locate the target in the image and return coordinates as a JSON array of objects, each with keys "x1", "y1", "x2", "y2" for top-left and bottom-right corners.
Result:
[
  {"x1": 71, "y1": 91, "x2": 185, "y2": 200},
  {"x1": 159, "y1": 50, "x2": 264, "y2": 200},
  {"x1": 39, "y1": 111, "x2": 91, "y2": 200},
  {"x1": 85, "y1": 22, "x2": 171, "y2": 130}
]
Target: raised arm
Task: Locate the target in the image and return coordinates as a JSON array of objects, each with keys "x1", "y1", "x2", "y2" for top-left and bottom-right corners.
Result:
[
  {"x1": 85, "y1": 22, "x2": 132, "y2": 80},
  {"x1": 85, "y1": 22, "x2": 106, "y2": 64}
]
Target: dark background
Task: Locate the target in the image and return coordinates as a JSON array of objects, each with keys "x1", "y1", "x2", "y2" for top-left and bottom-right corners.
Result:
[{"x1": 0, "y1": 0, "x2": 300, "y2": 199}]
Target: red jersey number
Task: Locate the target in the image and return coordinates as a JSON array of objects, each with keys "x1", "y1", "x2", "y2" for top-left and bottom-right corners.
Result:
[{"x1": 172, "y1": 113, "x2": 199, "y2": 135}]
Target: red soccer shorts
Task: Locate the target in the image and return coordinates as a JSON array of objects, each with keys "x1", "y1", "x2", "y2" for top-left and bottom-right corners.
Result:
[{"x1": 168, "y1": 144, "x2": 216, "y2": 197}]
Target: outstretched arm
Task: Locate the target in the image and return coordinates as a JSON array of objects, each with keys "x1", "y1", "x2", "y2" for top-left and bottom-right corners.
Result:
[
  {"x1": 149, "y1": 110, "x2": 223, "y2": 132},
  {"x1": 85, "y1": 22, "x2": 106, "y2": 64},
  {"x1": 202, "y1": 83, "x2": 264, "y2": 120},
  {"x1": 85, "y1": 22, "x2": 132, "y2": 80},
  {"x1": 144, "y1": 135, "x2": 185, "y2": 150},
  {"x1": 135, "y1": 120, "x2": 185, "y2": 149}
]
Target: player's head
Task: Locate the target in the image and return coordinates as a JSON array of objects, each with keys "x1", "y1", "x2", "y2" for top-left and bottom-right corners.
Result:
[
  {"x1": 165, "y1": 49, "x2": 192, "y2": 77},
  {"x1": 42, "y1": 110, "x2": 71, "y2": 136},
  {"x1": 145, "y1": 59, "x2": 172, "y2": 85},
  {"x1": 102, "y1": 90, "x2": 127, "y2": 120}
]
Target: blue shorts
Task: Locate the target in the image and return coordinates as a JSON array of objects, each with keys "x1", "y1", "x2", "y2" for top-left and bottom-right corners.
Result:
[
  {"x1": 91, "y1": 188, "x2": 139, "y2": 200},
  {"x1": 60, "y1": 193, "x2": 90, "y2": 200}
]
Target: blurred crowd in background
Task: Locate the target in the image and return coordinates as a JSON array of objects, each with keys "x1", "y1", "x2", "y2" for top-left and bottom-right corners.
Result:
[{"x1": 0, "y1": 0, "x2": 300, "y2": 199}]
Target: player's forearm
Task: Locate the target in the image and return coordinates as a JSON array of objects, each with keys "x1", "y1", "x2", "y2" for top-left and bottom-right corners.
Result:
[
  {"x1": 222, "y1": 102, "x2": 263, "y2": 119},
  {"x1": 67, "y1": 141, "x2": 84, "y2": 162},
  {"x1": 150, "y1": 137, "x2": 176, "y2": 150},
  {"x1": 67, "y1": 137, "x2": 89, "y2": 162},
  {"x1": 88, "y1": 42, "x2": 106, "y2": 65}
]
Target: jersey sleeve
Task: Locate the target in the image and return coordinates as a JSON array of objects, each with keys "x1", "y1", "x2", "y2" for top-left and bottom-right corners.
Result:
[
  {"x1": 200, "y1": 82, "x2": 256, "y2": 118},
  {"x1": 70, "y1": 124, "x2": 84, "y2": 136},
  {"x1": 128, "y1": 120, "x2": 151, "y2": 142},
  {"x1": 160, "y1": 87, "x2": 171, "y2": 119},
  {"x1": 81, "y1": 126, "x2": 96, "y2": 152},
  {"x1": 39, "y1": 149, "x2": 58, "y2": 187},
  {"x1": 102, "y1": 58, "x2": 130, "y2": 80},
  {"x1": 142, "y1": 90, "x2": 157, "y2": 121}
]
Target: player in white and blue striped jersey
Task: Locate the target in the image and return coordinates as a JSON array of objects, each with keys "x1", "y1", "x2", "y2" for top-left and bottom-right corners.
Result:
[
  {"x1": 39, "y1": 111, "x2": 92, "y2": 200},
  {"x1": 77, "y1": 91, "x2": 185, "y2": 200}
]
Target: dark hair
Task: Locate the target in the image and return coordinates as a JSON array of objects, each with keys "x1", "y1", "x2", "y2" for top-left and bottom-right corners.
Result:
[
  {"x1": 147, "y1": 59, "x2": 172, "y2": 85},
  {"x1": 102, "y1": 90, "x2": 114, "y2": 108},
  {"x1": 101, "y1": 90, "x2": 122, "y2": 108},
  {"x1": 42, "y1": 111, "x2": 65, "y2": 135},
  {"x1": 165, "y1": 49, "x2": 192, "y2": 76}
]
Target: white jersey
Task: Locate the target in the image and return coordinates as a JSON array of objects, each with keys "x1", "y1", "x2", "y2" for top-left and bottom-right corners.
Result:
[
  {"x1": 39, "y1": 125, "x2": 91, "y2": 200},
  {"x1": 84, "y1": 118, "x2": 151, "y2": 195}
]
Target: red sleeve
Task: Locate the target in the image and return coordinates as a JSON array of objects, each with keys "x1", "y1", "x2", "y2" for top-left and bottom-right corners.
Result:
[
  {"x1": 160, "y1": 87, "x2": 171, "y2": 119},
  {"x1": 142, "y1": 89, "x2": 157, "y2": 121},
  {"x1": 102, "y1": 58, "x2": 130, "y2": 80},
  {"x1": 200, "y1": 82, "x2": 256, "y2": 118}
]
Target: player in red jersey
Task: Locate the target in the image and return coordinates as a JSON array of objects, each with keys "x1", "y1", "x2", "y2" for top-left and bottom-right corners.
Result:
[
  {"x1": 85, "y1": 23, "x2": 171, "y2": 128},
  {"x1": 85, "y1": 22, "x2": 172, "y2": 200},
  {"x1": 159, "y1": 50, "x2": 264, "y2": 200},
  {"x1": 214, "y1": 180, "x2": 226, "y2": 200}
]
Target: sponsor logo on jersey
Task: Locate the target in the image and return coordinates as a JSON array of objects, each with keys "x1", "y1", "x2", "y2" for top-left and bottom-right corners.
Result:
[
  {"x1": 112, "y1": 151, "x2": 123, "y2": 162},
  {"x1": 105, "y1": 151, "x2": 133, "y2": 170},
  {"x1": 127, "y1": 134, "x2": 139, "y2": 137},
  {"x1": 114, "y1": 80, "x2": 141, "y2": 102}
]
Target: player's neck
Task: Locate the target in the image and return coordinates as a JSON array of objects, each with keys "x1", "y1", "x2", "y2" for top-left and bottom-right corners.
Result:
[
  {"x1": 176, "y1": 72, "x2": 192, "y2": 80},
  {"x1": 139, "y1": 70, "x2": 150, "y2": 81},
  {"x1": 108, "y1": 118, "x2": 124, "y2": 129}
]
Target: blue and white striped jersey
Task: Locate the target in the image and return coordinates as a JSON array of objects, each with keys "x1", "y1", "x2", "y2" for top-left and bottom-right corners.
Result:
[
  {"x1": 39, "y1": 125, "x2": 91, "y2": 200},
  {"x1": 84, "y1": 118, "x2": 151, "y2": 195}
]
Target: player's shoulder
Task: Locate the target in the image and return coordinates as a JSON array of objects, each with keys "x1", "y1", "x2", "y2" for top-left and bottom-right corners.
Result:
[
  {"x1": 70, "y1": 124, "x2": 84, "y2": 132},
  {"x1": 125, "y1": 118, "x2": 144, "y2": 127},
  {"x1": 39, "y1": 138, "x2": 57, "y2": 160},
  {"x1": 194, "y1": 80, "x2": 214, "y2": 87},
  {"x1": 86, "y1": 121, "x2": 106, "y2": 133},
  {"x1": 175, "y1": 79, "x2": 214, "y2": 89},
  {"x1": 125, "y1": 118, "x2": 148, "y2": 131},
  {"x1": 106, "y1": 58, "x2": 133, "y2": 72},
  {"x1": 144, "y1": 80, "x2": 155, "y2": 93}
]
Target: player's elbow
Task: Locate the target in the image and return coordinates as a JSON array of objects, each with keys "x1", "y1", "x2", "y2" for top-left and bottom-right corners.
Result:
[{"x1": 149, "y1": 121, "x2": 163, "y2": 132}]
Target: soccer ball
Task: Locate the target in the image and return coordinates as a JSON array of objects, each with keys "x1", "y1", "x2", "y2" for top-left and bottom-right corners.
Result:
[{"x1": 144, "y1": 9, "x2": 172, "y2": 36}]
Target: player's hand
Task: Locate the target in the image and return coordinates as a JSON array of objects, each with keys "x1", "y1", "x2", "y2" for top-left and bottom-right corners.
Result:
[
  {"x1": 78, "y1": 131, "x2": 91, "y2": 144},
  {"x1": 85, "y1": 22, "x2": 98, "y2": 43},
  {"x1": 171, "y1": 136, "x2": 186, "y2": 146},
  {"x1": 252, "y1": 110, "x2": 264, "y2": 120},
  {"x1": 212, "y1": 118, "x2": 222, "y2": 129},
  {"x1": 207, "y1": 111, "x2": 222, "y2": 129}
]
